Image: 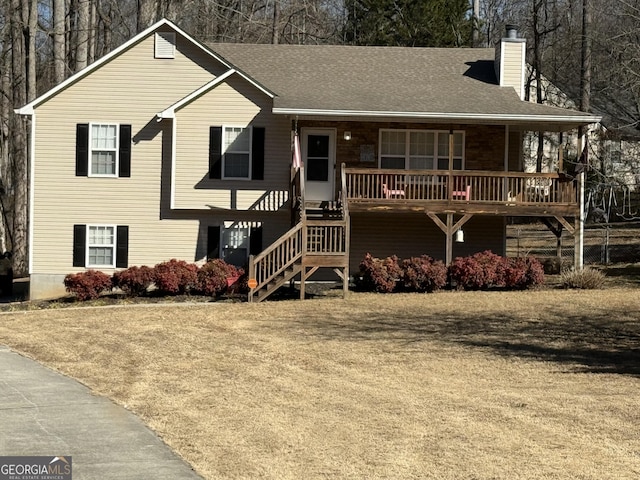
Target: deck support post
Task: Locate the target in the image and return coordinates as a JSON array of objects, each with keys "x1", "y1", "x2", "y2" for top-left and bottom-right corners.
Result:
[
  {"x1": 446, "y1": 214, "x2": 453, "y2": 265},
  {"x1": 575, "y1": 171, "x2": 585, "y2": 270},
  {"x1": 427, "y1": 212, "x2": 473, "y2": 265},
  {"x1": 300, "y1": 266, "x2": 320, "y2": 300}
]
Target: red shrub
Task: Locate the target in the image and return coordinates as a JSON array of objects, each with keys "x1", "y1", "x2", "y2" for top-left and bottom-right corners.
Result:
[
  {"x1": 196, "y1": 259, "x2": 243, "y2": 297},
  {"x1": 358, "y1": 253, "x2": 402, "y2": 293},
  {"x1": 233, "y1": 270, "x2": 249, "y2": 295},
  {"x1": 449, "y1": 250, "x2": 508, "y2": 290},
  {"x1": 510, "y1": 256, "x2": 545, "y2": 289},
  {"x1": 153, "y1": 259, "x2": 198, "y2": 295},
  {"x1": 64, "y1": 270, "x2": 113, "y2": 301},
  {"x1": 113, "y1": 265, "x2": 154, "y2": 296},
  {"x1": 401, "y1": 255, "x2": 447, "y2": 292},
  {"x1": 502, "y1": 259, "x2": 527, "y2": 288},
  {"x1": 449, "y1": 251, "x2": 544, "y2": 290}
]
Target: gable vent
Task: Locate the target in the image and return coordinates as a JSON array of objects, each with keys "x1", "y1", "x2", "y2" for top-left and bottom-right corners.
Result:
[{"x1": 155, "y1": 32, "x2": 176, "y2": 59}]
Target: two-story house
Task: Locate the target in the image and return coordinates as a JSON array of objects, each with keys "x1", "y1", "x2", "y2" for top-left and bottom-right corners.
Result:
[{"x1": 16, "y1": 20, "x2": 599, "y2": 301}]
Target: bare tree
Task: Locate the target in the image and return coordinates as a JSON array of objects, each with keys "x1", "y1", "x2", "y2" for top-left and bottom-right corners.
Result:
[
  {"x1": 8, "y1": 0, "x2": 29, "y2": 275},
  {"x1": 0, "y1": 7, "x2": 13, "y2": 254},
  {"x1": 76, "y1": 0, "x2": 90, "y2": 70},
  {"x1": 53, "y1": 0, "x2": 66, "y2": 83}
]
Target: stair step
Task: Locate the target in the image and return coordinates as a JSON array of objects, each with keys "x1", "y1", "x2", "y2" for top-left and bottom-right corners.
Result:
[
  {"x1": 305, "y1": 200, "x2": 343, "y2": 219},
  {"x1": 305, "y1": 200, "x2": 342, "y2": 211}
]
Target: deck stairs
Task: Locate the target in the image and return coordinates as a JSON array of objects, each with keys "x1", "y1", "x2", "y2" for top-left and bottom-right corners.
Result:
[{"x1": 248, "y1": 200, "x2": 350, "y2": 303}]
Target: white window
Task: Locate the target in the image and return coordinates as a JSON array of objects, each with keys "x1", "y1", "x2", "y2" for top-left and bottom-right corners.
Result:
[
  {"x1": 221, "y1": 222, "x2": 250, "y2": 266},
  {"x1": 90, "y1": 123, "x2": 118, "y2": 176},
  {"x1": 223, "y1": 126, "x2": 251, "y2": 179},
  {"x1": 380, "y1": 129, "x2": 464, "y2": 170},
  {"x1": 87, "y1": 225, "x2": 115, "y2": 267}
]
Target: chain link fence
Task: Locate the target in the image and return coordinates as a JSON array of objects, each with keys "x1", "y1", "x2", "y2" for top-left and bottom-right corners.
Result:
[{"x1": 506, "y1": 222, "x2": 640, "y2": 265}]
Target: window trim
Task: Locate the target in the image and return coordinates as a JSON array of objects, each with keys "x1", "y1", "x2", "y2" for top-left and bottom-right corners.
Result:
[
  {"x1": 378, "y1": 129, "x2": 465, "y2": 170},
  {"x1": 221, "y1": 125, "x2": 252, "y2": 181},
  {"x1": 86, "y1": 224, "x2": 117, "y2": 268},
  {"x1": 88, "y1": 122, "x2": 120, "y2": 177}
]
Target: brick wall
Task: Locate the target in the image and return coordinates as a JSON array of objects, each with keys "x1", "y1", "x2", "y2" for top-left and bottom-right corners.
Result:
[{"x1": 299, "y1": 120, "x2": 509, "y2": 171}]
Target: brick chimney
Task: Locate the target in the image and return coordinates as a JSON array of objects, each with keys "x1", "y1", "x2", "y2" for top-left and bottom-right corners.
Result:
[{"x1": 495, "y1": 24, "x2": 526, "y2": 100}]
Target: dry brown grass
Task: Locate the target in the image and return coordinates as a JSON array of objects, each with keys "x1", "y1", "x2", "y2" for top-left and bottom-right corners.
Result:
[{"x1": 1, "y1": 289, "x2": 640, "y2": 479}]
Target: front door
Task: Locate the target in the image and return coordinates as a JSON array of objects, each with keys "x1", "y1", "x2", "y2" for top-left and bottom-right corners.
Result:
[{"x1": 302, "y1": 129, "x2": 336, "y2": 201}]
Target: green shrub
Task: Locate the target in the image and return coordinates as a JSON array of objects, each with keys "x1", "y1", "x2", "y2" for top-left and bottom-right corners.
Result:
[
  {"x1": 64, "y1": 270, "x2": 113, "y2": 301},
  {"x1": 560, "y1": 267, "x2": 606, "y2": 289}
]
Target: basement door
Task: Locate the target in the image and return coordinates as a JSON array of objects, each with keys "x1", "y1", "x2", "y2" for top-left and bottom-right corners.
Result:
[{"x1": 302, "y1": 129, "x2": 336, "y2": 201}]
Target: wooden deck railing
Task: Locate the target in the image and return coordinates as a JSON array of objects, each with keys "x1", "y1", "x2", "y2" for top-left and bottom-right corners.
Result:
[
  {"x1": 305, "y1": 220, "x2": 347, "y2": 255},
  {"x1": 343, "y1": 167, "x2": 578, "y2": 206}
]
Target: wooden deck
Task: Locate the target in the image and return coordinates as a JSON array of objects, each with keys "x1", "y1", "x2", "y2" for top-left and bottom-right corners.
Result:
[{"x1": 343, "y1": 167, "x2": 580, "y2": 217}]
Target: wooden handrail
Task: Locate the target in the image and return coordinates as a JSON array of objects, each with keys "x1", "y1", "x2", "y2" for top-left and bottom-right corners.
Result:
[{"x1": 249, "y1": 222, "x2": 303, "y2": 298}]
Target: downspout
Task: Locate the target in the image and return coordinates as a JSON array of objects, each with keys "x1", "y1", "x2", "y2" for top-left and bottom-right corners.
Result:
[{"x1": 28, "y1": 114, "x2": 35, "y2": 275}]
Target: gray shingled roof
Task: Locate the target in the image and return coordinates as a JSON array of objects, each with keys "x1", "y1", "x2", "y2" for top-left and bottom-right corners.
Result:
[{"x1": 209, "y1": 43, "x2": 598, "y2": 126}]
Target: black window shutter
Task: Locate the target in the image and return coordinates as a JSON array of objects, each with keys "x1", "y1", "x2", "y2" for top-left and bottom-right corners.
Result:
[
  {"x1": 116, "y1": 226, "x2": 129, "y2": 268},
  {"x1": 250, "y1": 226, "x2": 263, "y2": 255},
  {"x1": 207, "y1": 226, "x2": 221, "y2": 261},
  {"x1": 252, "y1": 127, "x2": 265, "y2": 180},
  {"x1": 73, "y1": 224, "x2": 86, "y2": 267},
  {"x1": 119, "y1": 124, "x2": 132, "y2": 177},
  {"x1": 209, "y1": 127, "x2": 222, "y2": 179},
  {"x1": 75, "y1": 124, "x2": 89, "y2": 176}
]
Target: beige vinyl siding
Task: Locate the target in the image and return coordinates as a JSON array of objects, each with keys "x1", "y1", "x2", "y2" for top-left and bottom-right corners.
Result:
[
  {"x1": 350, "y1": 213, "x2": 505, "y2": 273},
  {"x1": 500, "y1": 41, "x2": 525, "y2": 98},
  {"x1": 30, "y1": 28, "x2": 289, "y2": 276},
  {"x1": 173, "y1": 75, "x2": 291, "y2": 210}
]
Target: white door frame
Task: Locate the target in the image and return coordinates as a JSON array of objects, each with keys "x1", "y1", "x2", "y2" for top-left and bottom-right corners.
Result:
[{"x1": 301, "y1": 128, "x2": 336, "y2": 201}]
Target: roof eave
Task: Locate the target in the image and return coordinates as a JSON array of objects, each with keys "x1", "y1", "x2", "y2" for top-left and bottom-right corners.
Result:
[{"x1": 273, "y1": 108, "x2": 601, "y2": 126}]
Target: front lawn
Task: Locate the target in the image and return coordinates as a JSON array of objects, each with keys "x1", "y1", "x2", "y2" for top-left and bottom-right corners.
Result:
[{"x1": 0, "y1": 289, "x2": 639, "y2": 479}]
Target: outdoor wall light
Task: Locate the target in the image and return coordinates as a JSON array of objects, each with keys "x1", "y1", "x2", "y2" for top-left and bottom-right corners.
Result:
[
  {"x1": 455, "y1": 229, "x2": 465, "y2": 243},
  {"x1": 343, "y1": 131, "x2": 352, "y2": 141}
]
